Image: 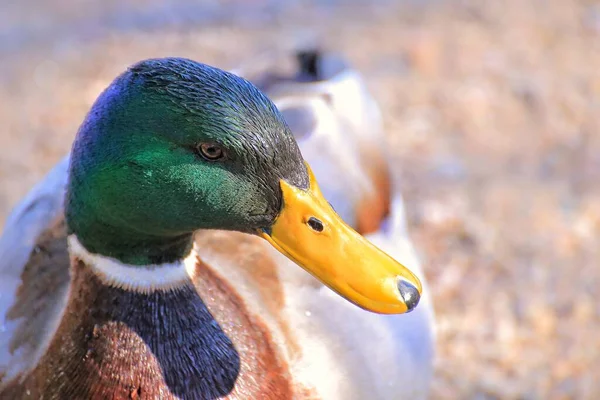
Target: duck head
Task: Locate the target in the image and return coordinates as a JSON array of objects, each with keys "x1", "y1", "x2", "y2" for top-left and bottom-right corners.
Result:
[{"x1": 66, "y1": 58, "x2": 421, "y2": 314}]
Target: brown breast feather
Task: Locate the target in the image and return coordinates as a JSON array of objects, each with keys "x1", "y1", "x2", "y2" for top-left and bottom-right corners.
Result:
[{"x1": 2, "y1": 229, "x2": 312, "y2": 399}]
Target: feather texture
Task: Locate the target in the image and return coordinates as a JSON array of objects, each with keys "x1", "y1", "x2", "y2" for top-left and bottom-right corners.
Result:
[{"x1": 0, "y1": 51, "x2": 434, "y2": 399}]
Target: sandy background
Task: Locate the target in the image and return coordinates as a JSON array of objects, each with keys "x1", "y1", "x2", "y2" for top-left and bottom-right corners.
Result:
[{"x1": 1, "y1": 0, "x2": 599, "y2": 398}]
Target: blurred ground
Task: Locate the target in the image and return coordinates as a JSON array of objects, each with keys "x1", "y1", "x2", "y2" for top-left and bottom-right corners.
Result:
[{"x1": 1, "y1": 0, "x2": 599, "y2": 398}]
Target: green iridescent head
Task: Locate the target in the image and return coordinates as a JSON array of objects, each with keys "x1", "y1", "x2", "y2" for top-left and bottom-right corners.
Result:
[
  {"x1": 65, "y1": 57, "x2": 423, "y2": 314},
  {"x1": 66, "y1": 58, "x2": 308, "y2": 264}
]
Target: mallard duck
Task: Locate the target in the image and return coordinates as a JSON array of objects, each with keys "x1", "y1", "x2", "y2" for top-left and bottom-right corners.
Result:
[{"x1": 0, "y1": 52, "x2": 432, "y2": 399}]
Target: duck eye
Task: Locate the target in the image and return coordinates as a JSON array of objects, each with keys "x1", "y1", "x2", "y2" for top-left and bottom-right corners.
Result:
[{"x1": 197, "y1": 143, "x2": 224, "y2": 161}]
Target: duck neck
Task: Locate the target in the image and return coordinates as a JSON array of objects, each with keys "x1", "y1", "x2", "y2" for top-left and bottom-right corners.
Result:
[
  {"x1": 44, "y1": 236, "x2": 294, "y2": 399},
  {"x1": 21, "y1": 248, "x2": 241, "y2": 399},
  {"x1": 65, "y1": 191, "x2": 194, "y2": 265}
]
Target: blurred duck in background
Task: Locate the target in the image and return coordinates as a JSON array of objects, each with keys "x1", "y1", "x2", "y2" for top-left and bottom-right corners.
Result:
[{"x1": 0, "y1": 49, "x2": 433, "y2": 399}]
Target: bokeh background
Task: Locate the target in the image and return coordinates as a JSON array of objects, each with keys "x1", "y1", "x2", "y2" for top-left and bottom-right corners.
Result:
[{"x1": 1, "y1": 0, "x2": 599, "y2": 398}]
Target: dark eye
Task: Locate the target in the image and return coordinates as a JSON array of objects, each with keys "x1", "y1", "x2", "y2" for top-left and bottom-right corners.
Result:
[{"x1": 197, "y1": 143, "x2": 224, "y2": 161}]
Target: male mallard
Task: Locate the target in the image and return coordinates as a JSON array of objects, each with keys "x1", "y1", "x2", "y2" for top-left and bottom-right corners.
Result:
[{"x1": 0, "y1": 54, "x2": 431, "y2": 399}]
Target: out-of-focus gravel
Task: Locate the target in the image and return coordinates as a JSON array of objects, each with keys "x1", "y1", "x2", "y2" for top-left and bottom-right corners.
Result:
[{"x1": 1, "y1": 0, "x2": 599, "y2": 398}]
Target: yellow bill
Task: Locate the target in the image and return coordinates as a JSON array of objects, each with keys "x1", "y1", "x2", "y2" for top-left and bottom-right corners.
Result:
[{"x1": 259, "y1": 163, "x2": 422, "y2": 314}]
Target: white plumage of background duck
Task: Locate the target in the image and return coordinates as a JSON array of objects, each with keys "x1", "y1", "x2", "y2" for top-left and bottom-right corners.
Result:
[{"x1": 0, "y1": 49, "x2": 434, "y2": 399}]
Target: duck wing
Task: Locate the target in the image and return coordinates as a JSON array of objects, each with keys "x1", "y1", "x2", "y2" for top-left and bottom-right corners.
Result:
[{"x1": 0, "y1": 156, "x2": 71, "y2": 387}]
